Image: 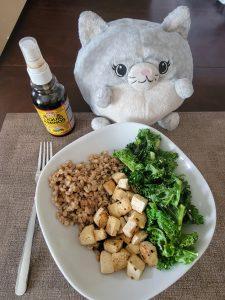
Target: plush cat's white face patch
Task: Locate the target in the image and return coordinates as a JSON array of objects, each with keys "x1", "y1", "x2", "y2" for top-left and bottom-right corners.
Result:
[{"x1": 127, "y1": 63, "x2": 159, "y2": 92}]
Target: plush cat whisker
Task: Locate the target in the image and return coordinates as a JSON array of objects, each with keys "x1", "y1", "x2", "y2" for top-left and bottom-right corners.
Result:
[
  {"x1": 138, "y1": 79, "x2": 147, "y2": 83},
  {"x1": 137, "y1": 76, "x2": 153, "y2": 84}
]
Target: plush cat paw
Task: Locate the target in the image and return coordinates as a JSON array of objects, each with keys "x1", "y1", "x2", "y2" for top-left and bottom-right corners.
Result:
[
  {"x1": 91, "y1": 117, "x2": 111, "y2": 130},
  {"x1": 158, "y1": 112, "x2": 180, "y2": 131},
  {"x1": 175, "y1": 78, "x2": 193, "y2": 99},
  {"x1": 96, "y1": 87, "x2": 112, "y2": 108}
]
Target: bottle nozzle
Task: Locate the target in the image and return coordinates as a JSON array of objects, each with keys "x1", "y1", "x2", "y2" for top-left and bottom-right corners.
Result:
[
  {"x1": 19, "y1": 36, "x2": 52, "y2": 85},
  {"x1": 19, "y1": 37, "x2": 44, "y2": 68}
]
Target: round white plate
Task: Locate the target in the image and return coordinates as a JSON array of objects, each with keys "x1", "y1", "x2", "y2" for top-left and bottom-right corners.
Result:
[{"x1": 36, "y1": 122, "x2": 216, "y2": 300}]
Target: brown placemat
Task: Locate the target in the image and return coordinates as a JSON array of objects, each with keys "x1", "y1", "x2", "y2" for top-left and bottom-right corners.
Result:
[{"x1": 0, "y1": 112, "x2": 224, "y2": 300}]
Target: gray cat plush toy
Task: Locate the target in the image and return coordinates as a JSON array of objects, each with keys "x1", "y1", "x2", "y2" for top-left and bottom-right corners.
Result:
[{"x1": 74, "y1": 6, "x2": 193, "y2": 131}]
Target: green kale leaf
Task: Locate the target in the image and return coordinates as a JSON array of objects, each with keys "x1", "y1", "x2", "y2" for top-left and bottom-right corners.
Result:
[{"x1": 114, "y1": 128, "x2": 204, "y2": 270}]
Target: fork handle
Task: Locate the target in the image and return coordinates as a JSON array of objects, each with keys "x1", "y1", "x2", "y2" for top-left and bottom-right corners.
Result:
[{"x1": 15, "y1": 203, "x2": 37, "y2": 296}]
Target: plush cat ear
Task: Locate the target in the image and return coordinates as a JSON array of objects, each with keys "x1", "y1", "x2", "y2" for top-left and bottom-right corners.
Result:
[
  {"x1": 78, "y1": 11, "x2": 108, "y2": 47},
  {"x1": 162, "y1": 6, "x2": 191, "y2": 39}
]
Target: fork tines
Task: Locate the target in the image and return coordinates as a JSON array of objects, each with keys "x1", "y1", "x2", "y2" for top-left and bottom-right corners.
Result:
[{"x1": 38, "y1": 142, "x2": 53, "y2": 172}]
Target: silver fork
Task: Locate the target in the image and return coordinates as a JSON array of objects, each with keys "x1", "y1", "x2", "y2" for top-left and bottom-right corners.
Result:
[{"x1": 15, "y1": 141, "x2": 53, "y2": 296}]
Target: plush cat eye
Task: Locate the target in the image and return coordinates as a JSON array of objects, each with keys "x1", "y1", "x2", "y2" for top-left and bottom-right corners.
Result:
[
  {"x1": 159, "y1": 61, "x2": 170, "y2": 74},
  {"x1": 112, "y1": 64, "x2": 127, "y2": 77}
]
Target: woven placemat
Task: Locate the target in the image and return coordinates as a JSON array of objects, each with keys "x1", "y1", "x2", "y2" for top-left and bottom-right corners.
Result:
[{"x1": 0, "y1": 112, "x2": 224, "y2": 300}]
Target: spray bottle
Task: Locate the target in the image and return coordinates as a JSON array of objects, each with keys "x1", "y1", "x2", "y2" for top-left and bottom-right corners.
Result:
[{"x1": 19, "y1": 37, "x2": 75, "y2": 136}]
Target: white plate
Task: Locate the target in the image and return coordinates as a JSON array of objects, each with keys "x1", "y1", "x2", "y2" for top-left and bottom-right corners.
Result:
[{"x1": 36, "y1": 122, "x2": 216, "y2": 300}]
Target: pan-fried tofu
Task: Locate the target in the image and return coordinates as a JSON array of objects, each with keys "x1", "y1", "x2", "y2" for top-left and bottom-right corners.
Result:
[
  {"x1": 131, "y1": 194, "x2": 148, "y2": 213},
  {"x1": 127, "y1": 254, "x2": 145, "y2": 280},
  {"x1": 126, "y1": 191, "x2": 134, "y2": 200},
  {"x1": 118, "y1": 198, "x2": 132, "y2": 215},
  {"x1": 129, "y1": 211, "x2": 147, "y2": 229},
  {"x1": 106, "y1": 216, "x2": 121, "y2": 236},
  {"x1": 104, "y1": 238, "x2": 123, "y2": 253},
  {"x1": 87, "y1": 242, "x2": 99, "y2": 250},
  {"x1": 94, "y1": 228, "x2": 107, "y2": 242},
  {"x1": 108, "y1": 198, "x2": 132, "y2": 218},
  {"x1": 126, "y1": 243, "x2": 140, "y2": 255},
  {"x1": 122, "y1": 219, "x2": 137, "y2": 238},
  {"x1": 121, "y1": 248, "x2": 130, "y2": 259},
  {"x1": 117, "y1": 178, "x2": 130, "y2": 190},
  {"x1": 112, "y1": 249, "x2": 130, "y2": 271},
  {"x1": 103, "y1": 180, "x2": 116, "y2": 195},
  {"x1": 112, "y1": 172, "x2": 127, "y2": 184},
  {"x1": 112, "y1": 188, "x2": 128, "y2": 201},
  {"x1": 93, "y1": 207, "x2": 108, "y2": 228},
  {"x1": 119, "y1": 233, "x2": 132, "y2": 244},
  {"x1": 79, "y1": 225, "x2": 95, "y2": 246},
  {"x1": 100, "y1": 251, "x2": 114, "y2": 274},
  {"x1": 108, "y1": 202, "x2": 121, "y2": 218},
  {"x1": 111, "y1": 187, "x2": 119, "y2": 203},
  {"x1": 119, "y1": 217, "x2": 126, "y2": 234},
  {"x1": 131, "y1": 231, "x2": 148, "y2": 245},
  {"x1": 124, "y1": 215, "x2": 129, "y2": 222},
  {"x1": 140, "y1": 241, "x2": 158, "y2": 267}
]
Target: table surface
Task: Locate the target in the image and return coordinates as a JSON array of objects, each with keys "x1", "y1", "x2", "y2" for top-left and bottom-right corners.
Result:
[
  {"x1": 0, "y1": 112, "x2": 224, "y2": 300},
  {"x1": 0, "y1": 0, "x2": 225, "y2": 114}
]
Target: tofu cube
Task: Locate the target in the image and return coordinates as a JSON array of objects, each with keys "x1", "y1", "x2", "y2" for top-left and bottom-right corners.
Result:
[
  {"x1": 112, "y1": 172, "x2": 127, "y2": 184},
  {"x1": 79, "y1": 225, "x2": 95, "y2": 246},
  {"x1": 126, "y1": 243, "x2": 140, "y2": 255},
  {"x1": 126, "y1": 191, "x2": 134, "y2": 200},
  {"x1": 112, "y1": 188, "x2": 128, "y2": 201},
  {"x1": 94, "y1": 228, "x2": 107, "y2": 242},
  {"x1": 108, "y1": 197, "x2": 132, "y2": 218},
  {"x1": 112, "y1": 249, "x2": 130, "y2": 271},
  {"x1": 106, "y1": 216, "x2": 121, "y2": 236},
  {"x1": 87, "y1": 242, "x2": 99, "y2": 250},
  {"x1": 131, "y1": 231, "x2": 148, "y2": 245},
  {"x1": 103, "y1": 180, "x2": 116, "y2": 195},
  {"x1": 127, "y1": 254, "x2": 145, "y2": 280},
  {"x1": 93, "y1": 207, "x2": 108, "y2": 228},
  {"x1": 129, "y1": 211, "x2": 147, "y2": 229},
  {"x1": 119, "y1": 217, "x2": 126, "y2": 234},
  {"x1": 131, "y1": 194, "x2": 148, "y2": 213},
  {"x1": 111, "y1": 187, "x2": 119, "y2": 203},
  {"x1": 124, "y1": 215, "x2": 129, "y2": 222},
  {"x1": 108, "y1": 202, "x2": 121, "y2": 218},
  {"x1": 119, "y1": 233, "x2": 132, "y2": 244},
  {"x1": 122, "y1": 219, "x2": 137, "y2": 238},
  {"x1": 100, "y1": 251, "x2": 114, "y2": 274},
  {"x1": 104, "y1": 238, "x2": 123, "y2": 253},
  {"x1": 117, "y1": 178, "x2": 130, "y2": 190},
  {"x1": 140, "y1": 241, "x2": 158, "y2": 267},
  {"x1": 121, "y1": 248, "x2": 130, "y2": 259},
  {"x1": 118, "y1": 197, "x2": 132, "y2": 215}
]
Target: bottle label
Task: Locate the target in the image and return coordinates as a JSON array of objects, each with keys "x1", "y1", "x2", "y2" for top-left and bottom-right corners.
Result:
[{"x1": 35, "y1": 98, "x2": 75, "y2": 136}]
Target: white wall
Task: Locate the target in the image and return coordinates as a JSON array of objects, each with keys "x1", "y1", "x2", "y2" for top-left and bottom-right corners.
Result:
[{"x1": 0, "y1": 0, "x2": 27, "y2": 54}]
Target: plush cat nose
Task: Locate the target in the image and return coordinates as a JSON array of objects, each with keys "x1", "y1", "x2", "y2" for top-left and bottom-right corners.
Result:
[
  {"x1": 129, "y1": 62, "x2": 159, "y2": 80},
  {"x1": 141, "y1": 69, "x2": 152, "y2": 77},
  {"x1": 128, "y1": 62, "x2": 159, "y2": 91}
]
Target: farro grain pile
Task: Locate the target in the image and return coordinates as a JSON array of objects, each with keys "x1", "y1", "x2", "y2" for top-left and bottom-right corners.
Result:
[{"x1": 49, "y1": 152, "x2": 122, "y2": 230}]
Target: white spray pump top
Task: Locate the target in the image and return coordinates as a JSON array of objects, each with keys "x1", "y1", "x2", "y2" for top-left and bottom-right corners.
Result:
[{"x1": 19, "y1": 37, "x2": 52, "y2": 85}]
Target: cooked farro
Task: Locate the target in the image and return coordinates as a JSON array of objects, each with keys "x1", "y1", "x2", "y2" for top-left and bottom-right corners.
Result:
[{"x1": 48, "y1": 152, "x2": 122, "y2": 231}]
